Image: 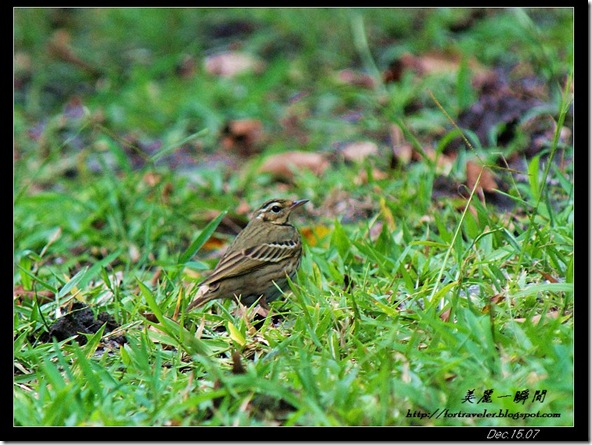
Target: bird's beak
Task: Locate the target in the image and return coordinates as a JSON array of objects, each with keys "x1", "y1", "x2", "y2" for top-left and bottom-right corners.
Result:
[{"x1": 290, "y1": 199, "x2": 309, "y2": 210}]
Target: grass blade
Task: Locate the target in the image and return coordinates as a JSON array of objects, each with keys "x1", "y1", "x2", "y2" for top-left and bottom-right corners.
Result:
[{"x1": 178, "y1": 210, "x2": 228, "y2": 265}]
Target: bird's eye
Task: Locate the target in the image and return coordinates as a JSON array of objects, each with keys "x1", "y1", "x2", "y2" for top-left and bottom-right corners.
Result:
[{"x1": 270, "y1": 205, "x2": 282, "y2": 213}]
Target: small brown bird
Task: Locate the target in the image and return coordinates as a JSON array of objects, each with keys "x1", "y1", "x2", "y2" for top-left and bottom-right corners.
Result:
[{"x1": 187, "y1": 198, "x2": 308, "y2": 311}]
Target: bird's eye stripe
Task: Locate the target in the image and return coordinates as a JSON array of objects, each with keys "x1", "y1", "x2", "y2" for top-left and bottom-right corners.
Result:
[{"x1": 263, "y1": 202, "x2": 282, "y2": 211}]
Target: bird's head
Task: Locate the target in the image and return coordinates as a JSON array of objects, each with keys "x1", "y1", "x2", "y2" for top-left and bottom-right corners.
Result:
[{"x1": 254, "y1": 198, "x2": 308, "y2": 225}]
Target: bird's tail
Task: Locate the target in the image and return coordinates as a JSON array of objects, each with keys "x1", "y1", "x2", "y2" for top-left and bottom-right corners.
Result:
[{"x1": 186, "y1": 285, "x2": 216, "y2": 311}]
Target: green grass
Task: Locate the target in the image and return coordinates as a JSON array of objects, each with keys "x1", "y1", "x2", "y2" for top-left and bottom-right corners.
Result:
[{"x1": 14, "y1": 8, "x2": 574, "y2": 428}]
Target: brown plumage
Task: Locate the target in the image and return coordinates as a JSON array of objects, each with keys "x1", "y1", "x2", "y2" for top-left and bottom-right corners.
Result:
[{"x1": 187, "y1": 198, "x2": 308, "y2": 311}]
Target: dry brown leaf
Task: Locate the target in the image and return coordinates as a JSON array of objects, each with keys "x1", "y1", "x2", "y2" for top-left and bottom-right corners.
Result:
[
  {"x1": 539, "y1": 271, "x2": 558, "y2": 283},
  {"x1": 204, "y1": 51, "x2": 264, "y2": 77},
  {"x1": 389, "y1": 124, "x2": 413, "y2": 166},
  {"x1": 340, "y1": 141, "x2": 379, "y2": 163},
  {"x1": 415, "y1": 146, "x2": 455, "y2": 174},
  {"x1": 142, "y1": 312, "x2": 159, "y2": 323},
  {"x1": 490, "y1": 294, "x2": 506, "y2": 305},
  {"x1": 400, "y1": 52, "x2": 460, "y2": 76},
  {"x1": 336, "y1": 69, "x2": 375, "y2": 89},
  {"x1": 142, "y1": 171, "x2": 162, "y2": 187},
  {"x1": 368, "y1": 220, "x2": 383, "y2": 242},
  {"x1": 514, "y1": 310, "x2": 559, "y2": 324},
  {"x1": 13, "y1": 286, "x2": 55, "y2": 304},
  {"x1": 471, "y1": 69, "x2": 499, "y2": 92},
  {"x1": 150, "y1": 268, "x2": 162, "y2": 286},
  {"x1": 392, "y1": 142, "x2": 413, "y2": 166},
  {"x1": 440, "y1": 307, "x2": 452, "y2": 322},
  {"x1": 355, "y1": 168, "x2": 388, "y2": 185},
  {"x1": 399, "y1": 51, "x2": 489, "y2": 78},
  {"x1": 481, "y1": 294, "x2": 506, "y2": 313},
  {"x1": 221, "y1": 119, "x2": 264, "y2": 156},
  {"x1": 317, "y1": 191, "x2": 374, "y2": 222},
  {"x1": 300, "y1": 225, "x2": 332, "y2": 247},
  {"x1": 466, "y1": 160, "x2": 498, "y2": 193},
  {"x1": 202, "y1": 235, "x2": 227, "y2": 252},
  {"x1": 389, "y1": 124, "x2": 404, "y2": 146},
  {"x1": 258, "y1": 151, "x2": 329, "y2": 182},
  {"x1": 235, "y1": 199, "x2": 252, "y2": 216}
]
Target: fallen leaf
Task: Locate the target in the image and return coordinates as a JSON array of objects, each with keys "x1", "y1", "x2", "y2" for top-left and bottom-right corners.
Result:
[
  {"x1": 202, "y1": 235, "x2": 227, "y2": 252},
  {"x1": 454, "y1": 67, "x2": 547, "y2": 153},
  {"x1": 13, "y1": 286, "x2": 55, "y2": 304},
  {"x1": 336, "y1": 69, "x2": 375, "y2": 89},
  {"x1": 514, "y1": 310, "x2": 559, "y2": 324},
  {"x1": 401, "y1": 51, "x2": 460, "y2": 76},
  {"x1": 317, "y1": 191, "x2": 374, "y2": 223},
  {"x1": 235, "y1": 199, "x2": 252, "y2": 216},
  {"x1": 221, "y1": 119, "x2": 264, "y2": 156},
  {"x1": 398, "y1": 50, "x2": 489, "y2": 78},
  {"x1": 340, "y1": 141, "x2": 379, "y2": 163},
  {"x1": 490, "y1": 294, "x2": 505, "y2": 305},
  {"x1": 538, "y1": 272, "x2": 558, "y2": 283},
  {"x1": 354, "y1": 168, "x2": 388, "y2": 185},
  {"x1": 466, "y1": 160, "x2": 498, "y2": 193},
  {"x1": 368, "y1": 220, "x2": 383, "y2": 242},
  {"x1": 150, "y1": 269, "x2": 162, "y2": 286},
  {"x1": 142, "y1": 312, "x2": 159, "y2": 323},
  {"x1": 414, "y1": 146, "x2": 455, "y2": 174},
  {"x1": 481, "y1": 294, "x2": 506, "y2": 313},
  {"x1": 300, "y1": 225, "x2": 332, "y2": 247},
  {"x1": 258, "y1": 151, "x2": 329, "y2": 182},
  {"x1": 142, "y1": 171, "x2": 162, "y2": 187},
  {"x1": 440, "y1": 307, "x2": 452, "y2": 322},
  {"x1": 204, "y1": 51, "x2": 264, "y2": 77},
  {"x1": 392, "y1": 143, "x2": 413, "y2": 167},
  {"x1": 389, "y1": 124, "x2": 413, "y2": 167}
]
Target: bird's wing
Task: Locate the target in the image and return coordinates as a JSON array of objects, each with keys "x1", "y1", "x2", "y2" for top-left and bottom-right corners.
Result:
[{"x1": 202, "y1": 241, "x2": 298, "y2": 285}]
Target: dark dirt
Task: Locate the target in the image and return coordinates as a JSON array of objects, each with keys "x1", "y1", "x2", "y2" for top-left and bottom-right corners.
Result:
[{"x1": 39, "y1": 301, "x2": 126, "y2": 346}]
